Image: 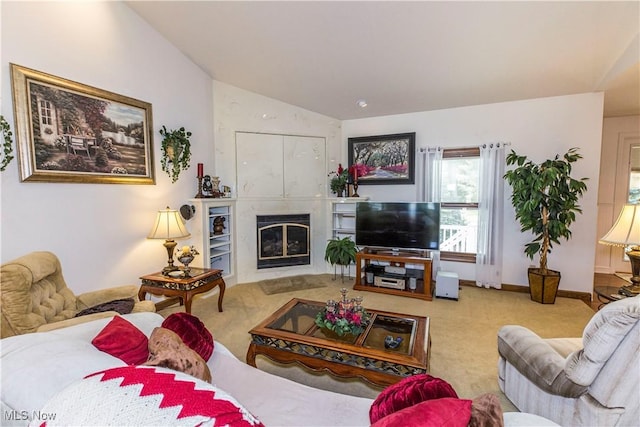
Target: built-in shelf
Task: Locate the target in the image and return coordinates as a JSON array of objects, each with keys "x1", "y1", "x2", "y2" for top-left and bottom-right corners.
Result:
[
  {"x1": 190, "y1": 199, "x2": 236, "y2": 282},
  {"x1": 329, "y1": 197, "x2": 367, "y2": 241}
]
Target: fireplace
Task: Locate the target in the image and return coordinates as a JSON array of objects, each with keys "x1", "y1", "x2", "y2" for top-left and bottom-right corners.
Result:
[{"x1": 257, "y1": 214, "x2": 310, "y2": 269}]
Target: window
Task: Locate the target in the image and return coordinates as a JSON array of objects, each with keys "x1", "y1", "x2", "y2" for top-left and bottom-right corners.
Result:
[
  {"x1": 439, "y1": 147, "x2": 479, "y2": 262},
  {"x1": 40, "y1": 100, "x2": 52, "y2": 126}
]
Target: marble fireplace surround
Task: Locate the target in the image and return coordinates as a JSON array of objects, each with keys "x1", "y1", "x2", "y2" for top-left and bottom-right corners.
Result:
[
  {"x1": 235, "y1": 199, "x2": 329, "y2": 284},
  {"x1": 256, "y1": 213, "x2": 311, "y2": 269}
]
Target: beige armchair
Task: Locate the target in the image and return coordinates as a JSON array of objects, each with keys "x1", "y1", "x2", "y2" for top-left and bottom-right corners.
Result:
[
  {"x1": 498, "y1": 295, "x2": 639, "y2": 426},
  {"x1": 1, "y1": 251, "x2": 155, "y2": 338}
]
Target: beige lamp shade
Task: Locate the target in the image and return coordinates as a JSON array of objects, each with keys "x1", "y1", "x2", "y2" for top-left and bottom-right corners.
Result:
[
  {"x1": 600, "y1": 203, "x2": 640, "y2": 292},
  {"x1": 599, "y1": 204, "x2": 640, "y2": 247},
  {"x1": 148, "y1": 207, "x2": 190, "y2": 274},
  {"x1": 148, "y1": 207, "x2": 191, "y2": 240}
]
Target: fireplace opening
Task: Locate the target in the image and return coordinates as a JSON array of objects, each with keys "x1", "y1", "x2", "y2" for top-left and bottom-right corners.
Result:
[{"x1": 257, "y1": 214, "x2": 310, "y2": 269}]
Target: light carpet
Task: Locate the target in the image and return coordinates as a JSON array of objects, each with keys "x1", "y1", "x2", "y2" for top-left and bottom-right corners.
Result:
[{"x1": 158, "y1": 275, "x2": 596, "y2": 412}]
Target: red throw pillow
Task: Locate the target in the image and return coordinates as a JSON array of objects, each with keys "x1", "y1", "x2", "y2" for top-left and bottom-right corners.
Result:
[
  {"x1": 370, "y1": 374, "x2": 458, "y2": 424},
  {"x1": 372, "y1": 397, "x2": 472, "y2": 427},
  {"x1": 161, "y1": 312, "x2": 214, "y2": 361},
  {"x1": 91, "y1": 316, "x2": 149, "y2": 365}
]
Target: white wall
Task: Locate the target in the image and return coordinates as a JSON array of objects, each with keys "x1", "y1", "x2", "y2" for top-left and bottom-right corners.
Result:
[
  {"x1": 1, "y1": 2, "x2": 213, "y2": 294},
  {"x1": 343, "y1": 93, "x2": 604, "y2": 294},
  {"x1": 0, "y1": 2, "x2": 607, "y2": 296},
  {"x1": 212, "y1": 81, "x2": 342, "y2": 283}
]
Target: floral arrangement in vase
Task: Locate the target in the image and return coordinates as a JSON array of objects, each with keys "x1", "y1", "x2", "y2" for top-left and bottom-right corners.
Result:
[
  {"x1": 176, "y1": 245, "x2": 199, "y2": 275},
  {"x1": 328, "y1": 163, "x2": 349, "y2": 197},
  {"x1": 315, "y1": 288, "x2": 370, "y2": 336}
]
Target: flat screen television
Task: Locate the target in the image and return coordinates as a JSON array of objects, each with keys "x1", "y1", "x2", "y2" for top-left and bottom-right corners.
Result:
[{"x1": 355, "y1": 202, "x2": 440, "y2": 251}]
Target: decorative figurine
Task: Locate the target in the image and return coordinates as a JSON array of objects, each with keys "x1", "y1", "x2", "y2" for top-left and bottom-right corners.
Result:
[
  {"x1": 213, "y1": 216, "x2": 226, "y2": 234},
  {"x1": 202, "y1": 175, "x2": 213, "y2": 197},
  {"x1": 211, "y1": 176, "x2": 221, "y2": 198},
  {"x1": 384, "y1": 335, "x2": 403, "y2": 349}
]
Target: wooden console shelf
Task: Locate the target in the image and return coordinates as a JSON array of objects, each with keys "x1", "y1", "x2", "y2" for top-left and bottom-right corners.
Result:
[{"x1": 353, "y1": 248, "x2": 433, "y2": 301}]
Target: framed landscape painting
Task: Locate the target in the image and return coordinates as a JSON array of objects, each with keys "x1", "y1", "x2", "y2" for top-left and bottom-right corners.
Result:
[
  {"x1": 10, "y1": 63, "x2": 155, "y2": 184},
  {"x1": 348, "y1": 132, "x2": 416, "y2": 185}
]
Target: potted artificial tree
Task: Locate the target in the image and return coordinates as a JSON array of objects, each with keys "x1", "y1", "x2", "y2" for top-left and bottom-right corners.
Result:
[
  {"x1": 504, "y1": 147, "x2": 588, "y2": 304},
  {"x1": 325, "y1": 236, "x2": 358, "y2": 281},
  {"x1": 159, "y1": 125, "x2": 192, "y2": 183}
]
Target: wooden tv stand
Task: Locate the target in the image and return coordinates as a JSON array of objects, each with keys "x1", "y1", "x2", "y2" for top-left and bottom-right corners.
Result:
[{"x1": 353, "y1": 248, "x2": 433, "y2": 301}]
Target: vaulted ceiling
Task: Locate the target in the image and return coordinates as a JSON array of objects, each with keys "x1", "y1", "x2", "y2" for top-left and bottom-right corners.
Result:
[{"x1": 127, "y1": 1, "x2": 640, "y2": 120}]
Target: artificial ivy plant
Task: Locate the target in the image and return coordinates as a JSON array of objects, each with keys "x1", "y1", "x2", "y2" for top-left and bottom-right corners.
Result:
[
  {"x1": 0, "y1": 115, "x2": 15, "y2": 172},
  {"x1": 159, "y1": 125, "x2": 192, "y2": 183}
]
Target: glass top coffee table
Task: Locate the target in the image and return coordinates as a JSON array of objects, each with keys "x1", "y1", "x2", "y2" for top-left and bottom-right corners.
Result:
[{"x1": 246, "y1": 298, "x2": 430, "y2": 387}]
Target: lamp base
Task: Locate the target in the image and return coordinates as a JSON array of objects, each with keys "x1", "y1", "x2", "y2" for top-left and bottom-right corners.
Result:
[
  {"x1": 622, "y1": 247, "x2": 640, "y2": 294},
  {"x1": 161, "y1": 239, "x2": 180, "y2": 275}
]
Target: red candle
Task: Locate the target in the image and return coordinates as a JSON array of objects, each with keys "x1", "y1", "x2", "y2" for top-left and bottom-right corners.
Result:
[
  {"x1": 353, "y1": 165, "x2": 358, "y2": 183},
  {"x1": 197, "y1": 163, "x2": 203, "y2": 178}
]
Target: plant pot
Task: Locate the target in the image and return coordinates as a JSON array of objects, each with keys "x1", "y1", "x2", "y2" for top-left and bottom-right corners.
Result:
[
  {"x1": 528, "y1": 267, "x2": 561, "y2": 304},
  {"x1": 166, "y1": 144, "x2": 183, "y2": 163}
]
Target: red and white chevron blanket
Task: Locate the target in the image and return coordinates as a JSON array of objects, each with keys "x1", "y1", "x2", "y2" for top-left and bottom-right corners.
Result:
[{"x1": 32, "y1": 365, "x2": 264, "y2": 427}]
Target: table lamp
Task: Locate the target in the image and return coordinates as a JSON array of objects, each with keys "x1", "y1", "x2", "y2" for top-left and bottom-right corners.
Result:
[
  {"x1": 599, "y1": 203, "x2": 640, "y2": 294},
  {"x1": 148, "y1": 206, "x2": 191, "y2": 275}
]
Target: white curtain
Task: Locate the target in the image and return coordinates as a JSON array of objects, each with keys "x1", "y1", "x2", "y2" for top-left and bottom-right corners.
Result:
[
  {"x1": 417, "y1": 147, "x2": 443, "y2": 278},
  {"x1": 417, "y1": 147, "x2": 442, "y2": 203},
  {"x1": 475, "y1": 143, "x2": 506, "y2": 289}
]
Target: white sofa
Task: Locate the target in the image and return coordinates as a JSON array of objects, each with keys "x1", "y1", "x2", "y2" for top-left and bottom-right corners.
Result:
[{"x1": 1, "y1": 312, "x2": 555, "y2": 426}]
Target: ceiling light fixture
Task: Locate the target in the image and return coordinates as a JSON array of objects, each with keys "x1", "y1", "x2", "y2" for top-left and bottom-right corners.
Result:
[{"x1": 356, "y1": 99, "x2": 368, "y2": 108}]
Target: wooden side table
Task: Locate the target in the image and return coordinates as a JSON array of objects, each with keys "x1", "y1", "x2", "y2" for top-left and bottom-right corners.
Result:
[
  {"x1": 139, "y1": 267, "x2": 225, "y2": 314},
  {"x1": 593, "y1": 285, "x2": 626, "y2": 310}
]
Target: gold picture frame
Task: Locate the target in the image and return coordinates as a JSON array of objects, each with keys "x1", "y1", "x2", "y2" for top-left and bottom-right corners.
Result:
[{"x1": 10, "y1": 63, "x2": 155, "y2": 184}]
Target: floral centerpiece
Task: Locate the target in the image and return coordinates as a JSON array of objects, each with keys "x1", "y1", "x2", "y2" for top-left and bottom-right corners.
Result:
[
  {"x1": 176, "y1": 245, "x2": 199, "y2": 275},
  {"x1": 328, "y1": 163, "x2": 349, "y2": 196},
  {"x1": 315, "y1": 288, "x2": 370, "y2": 336}
]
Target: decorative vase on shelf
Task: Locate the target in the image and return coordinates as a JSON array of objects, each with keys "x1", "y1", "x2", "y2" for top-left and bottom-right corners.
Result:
[{"x1": 213, "y1": 216, "x2": 226, "y2": 235}]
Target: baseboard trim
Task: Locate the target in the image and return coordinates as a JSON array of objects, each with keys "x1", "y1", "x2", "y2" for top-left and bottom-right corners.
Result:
[{"x1": 459, "y1": 279, "x2": 591, "y2": 306}]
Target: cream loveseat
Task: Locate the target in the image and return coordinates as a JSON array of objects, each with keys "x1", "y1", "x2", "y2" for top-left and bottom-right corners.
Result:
[
  {"x1": 0, "y1": 251, "x2": 155, "y2": 338},
  {"x1": 498, "y1": 294, "x2": 640, "y2": 426},
  {"x1": 0, "y1": 312, "x2": 557, "y2": 426}
]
